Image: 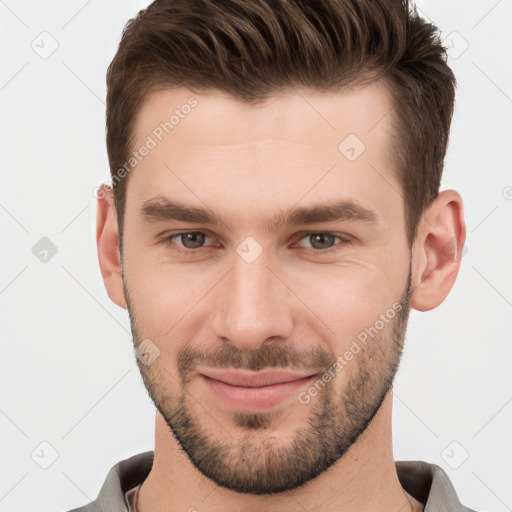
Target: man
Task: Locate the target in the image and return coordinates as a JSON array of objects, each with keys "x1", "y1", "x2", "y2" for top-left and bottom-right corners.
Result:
[{"x1": 69, "y1": 0, "x2": 476, "y2": 510}]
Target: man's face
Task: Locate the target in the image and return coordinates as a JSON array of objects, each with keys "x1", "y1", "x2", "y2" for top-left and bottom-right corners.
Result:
[{"x1": 121, "y1": 82, "x2": 413, "y2": 494}]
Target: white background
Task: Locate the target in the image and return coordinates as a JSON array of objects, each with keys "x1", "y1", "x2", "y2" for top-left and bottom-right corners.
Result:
[{"x1": 1, "y1": 1, "x2": 511, "y2": 511}]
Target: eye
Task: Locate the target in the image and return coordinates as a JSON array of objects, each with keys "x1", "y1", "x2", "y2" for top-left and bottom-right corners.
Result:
[
  {"x1": 296, "y1": 232, "x2": 350, "y2": 252},
  {"x1": 163, "y1": 231, "x2": 217, "y2": 253},
  {"x1": 175, "y1": 232, "x2": 207, "y2": 249}
]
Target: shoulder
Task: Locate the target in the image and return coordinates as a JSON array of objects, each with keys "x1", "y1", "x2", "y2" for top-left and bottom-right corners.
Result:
[
  {"x1": 396, "y1": 460, "x2": 479, "y2": 512},
  {"x1": 62, "y1": 451, "x2": 154, "y2": 512}
]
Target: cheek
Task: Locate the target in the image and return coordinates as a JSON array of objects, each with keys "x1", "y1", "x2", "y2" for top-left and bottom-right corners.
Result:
[
  {"x1": 123, "y1": 263, "x2": 187, "y2": 349},
  {"x1": 292, "y1": 263, "x2": 401, "y2": 350}
]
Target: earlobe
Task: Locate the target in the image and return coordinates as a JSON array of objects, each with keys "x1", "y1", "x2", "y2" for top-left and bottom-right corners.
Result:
[
  {"x1": 410, "y1": 190, "x2": 466, "y2": 312},
  {"x1": 96, "y1": 184, "x2": 127, "y2": 309}
]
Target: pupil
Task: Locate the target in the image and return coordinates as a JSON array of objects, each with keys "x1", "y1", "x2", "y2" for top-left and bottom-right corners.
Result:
[
  {"x1": 310, "y1": 233, "x2": 334, "y2": 250},
  {"x1": 182, "y1": 232, "x2": 205, "y2": 248}
]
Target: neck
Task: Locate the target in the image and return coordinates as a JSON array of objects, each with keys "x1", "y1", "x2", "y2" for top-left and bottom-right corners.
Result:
[{"x1": 138, "y1": 392, "x2": 423, "y2": 512}]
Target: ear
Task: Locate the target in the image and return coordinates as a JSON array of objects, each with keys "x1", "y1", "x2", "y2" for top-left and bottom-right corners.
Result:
[
  {"x1": 410, "y1": 189, "x2": 466, "y2": 312},
  {"x1": 96, "y1": 184, "x2": 127, "y2": 309}
]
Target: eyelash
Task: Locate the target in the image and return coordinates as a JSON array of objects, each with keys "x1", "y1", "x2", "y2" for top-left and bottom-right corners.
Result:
[{"x1": 161, "y1": 231, "x2": 351, "y2": 255}]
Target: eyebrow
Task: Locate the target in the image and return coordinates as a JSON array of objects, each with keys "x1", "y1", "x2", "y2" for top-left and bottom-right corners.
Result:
[{"x1": 140, "y1": 195, "x2": 379, "y2": 232}]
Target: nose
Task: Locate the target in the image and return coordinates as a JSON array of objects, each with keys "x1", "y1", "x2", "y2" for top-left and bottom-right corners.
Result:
[{"x1": 210, "y1": 254, "x2": 294, "y2": 351}]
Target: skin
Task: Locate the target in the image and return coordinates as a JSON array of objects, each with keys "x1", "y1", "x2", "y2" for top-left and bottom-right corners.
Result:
[{"x1": 97, "y1": 80, "x2": 466, "y2": 512}]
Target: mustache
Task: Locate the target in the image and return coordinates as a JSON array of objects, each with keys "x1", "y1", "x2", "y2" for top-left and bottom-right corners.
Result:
[{"x1": 177, "y1": 343, "x2": 335, "y2": 383}]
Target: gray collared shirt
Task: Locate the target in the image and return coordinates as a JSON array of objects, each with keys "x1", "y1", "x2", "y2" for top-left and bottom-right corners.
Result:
[{"x1": 66, "y1": 451, "x2": 478, "y2": 512}]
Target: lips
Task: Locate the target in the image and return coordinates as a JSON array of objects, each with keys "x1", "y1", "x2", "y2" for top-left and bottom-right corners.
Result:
[
  {"x1": 199, "y1": 370, "x2": 318, "y2": 411},
  {"x1": 200, "y1": 369, "x2": 316, "y2": 388}
]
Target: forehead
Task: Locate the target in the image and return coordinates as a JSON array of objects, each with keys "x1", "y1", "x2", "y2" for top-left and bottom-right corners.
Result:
[
  {"x1": 126, "y1": 82, "x2": 401, "y2": 230},
  {"x1": 133, "y1": 81, "x2": 395, "y2": 154}
]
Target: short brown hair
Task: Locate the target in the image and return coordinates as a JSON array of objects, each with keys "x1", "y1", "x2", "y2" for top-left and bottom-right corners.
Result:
[{"x1": 106, "y1": 0, "x2": 456, "y2": 249}]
